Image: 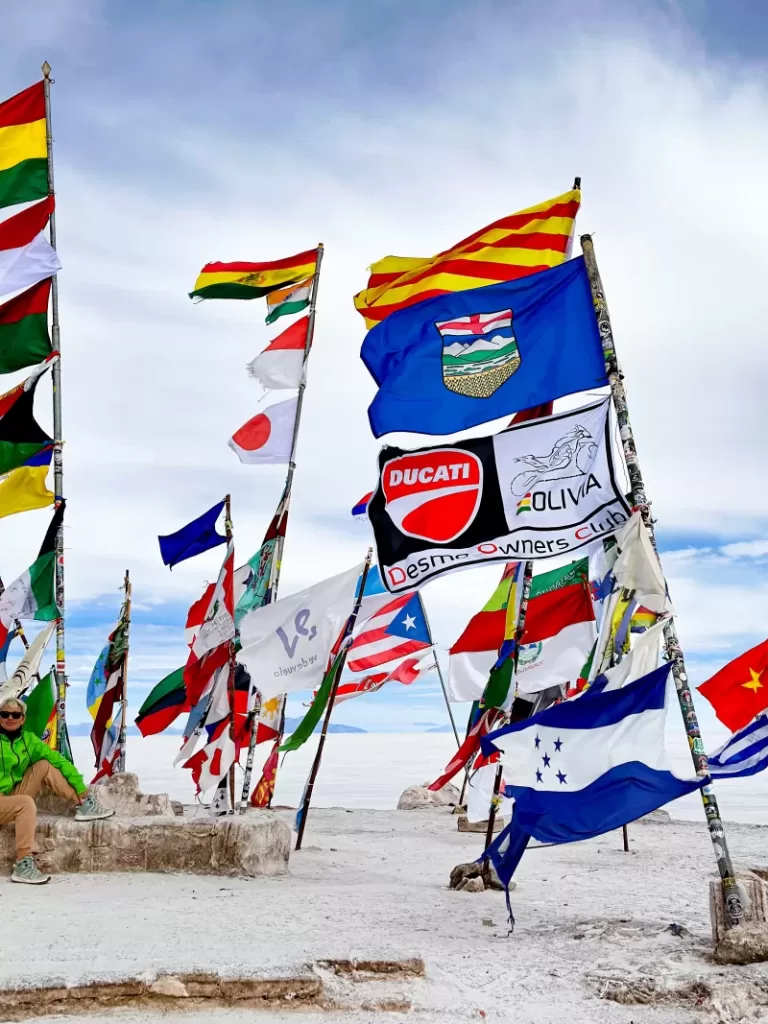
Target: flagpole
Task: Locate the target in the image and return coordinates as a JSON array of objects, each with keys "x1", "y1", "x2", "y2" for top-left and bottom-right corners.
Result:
[
  {"x1": 295, "y1": 547, "x2": 372, "y2": 851},
  {"x1": 41, "y1": 62, "x2": 67, "y2": 754},
  {"x1": 115, "y1": 570, "x2": 131, "y2": 773},
  {"x1": 224, "y1": 493, "x2": 237, "y2": 811},
  {"x1": 483, "y1": 560, "x2": 534, "y2": 856},
  {"x1": 580, "y1": 233, "x2": 743, "y2": 929},
  {"x1": 255, "y1": 244, "x2": 324, "y2": 809},
  {"x1": 418, "y1": 598, "x2": 468, "y2": 796}
]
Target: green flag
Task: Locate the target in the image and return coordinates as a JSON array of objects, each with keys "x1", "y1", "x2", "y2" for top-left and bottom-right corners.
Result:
[
  {"x1": 23, "y1": 669, "x2": 55, "y2": 738},
  {"x1": 278, "y1": 652, "x2": 344, "y2": 754}
]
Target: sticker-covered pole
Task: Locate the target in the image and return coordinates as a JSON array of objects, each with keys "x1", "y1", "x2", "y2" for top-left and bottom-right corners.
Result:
[
  {"x1": 580, "y1": 232, "x2": 743, "y2": 929},
  {"x1": 483, "y1": 560, "x2": 534, "y2": 855},
  {"x1": 41, "y1": 62, "x2": 68, "y2": 756},
  {"x1": 295, "y1": 548, "x2": 373, "y2": 851}
]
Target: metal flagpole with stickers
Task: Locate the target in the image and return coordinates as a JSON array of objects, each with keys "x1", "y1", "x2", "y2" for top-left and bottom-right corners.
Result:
[
  {"x1": 41, "y1": 62, "x2": 69, "y2": 757},
  {"x1": 239, "y1": 245, "x2": 325, "y2": 811},
  {"x1": 580, "y1": 232, "x2": 744, "y2": 930}
]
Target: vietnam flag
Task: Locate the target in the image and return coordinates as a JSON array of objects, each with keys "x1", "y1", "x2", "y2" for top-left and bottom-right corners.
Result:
[{"x1": 697, "y1": 639, "x2": 768, "y2": 732}]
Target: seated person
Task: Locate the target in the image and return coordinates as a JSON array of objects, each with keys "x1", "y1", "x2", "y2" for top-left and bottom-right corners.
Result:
[{"x1": 0, "y1": 696, "x2": 114, "y2": 884}]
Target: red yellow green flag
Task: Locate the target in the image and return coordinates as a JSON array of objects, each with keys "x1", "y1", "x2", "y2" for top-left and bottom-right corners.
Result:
[
  {"x1": 190, "y1": 249, "x2": 317, "y2": 301},
  {"x1": 0, "y1": 83, "x2": 48, "y2": 211},
  {"x1": 354, "y1": 188, "x2": 580, "y2": 328}
]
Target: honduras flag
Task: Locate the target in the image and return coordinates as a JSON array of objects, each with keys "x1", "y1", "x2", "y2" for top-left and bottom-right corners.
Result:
[
  {"x1": 361, "y1": 257, "x2": 607, "y2": 438},
  {"x1": 708, "y1": 714, "x2": 768, "y2": 780},
  {"x1": 479, "y1": 664, "x2": 706, "y2": 917}
]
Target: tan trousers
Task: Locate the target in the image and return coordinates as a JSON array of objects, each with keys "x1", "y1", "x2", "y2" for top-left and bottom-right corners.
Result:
[{"x1": 0, "y1": 761, "x2": 79, "y2": 860}]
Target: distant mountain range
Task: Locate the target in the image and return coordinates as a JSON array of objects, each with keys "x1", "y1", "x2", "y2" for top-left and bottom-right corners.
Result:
[
  {"x1": 66, "y1": 720, "x2": 367, "y2": 737},
  {"x1": 425, "y1": 724, "x2": 455, "y2": 733}
]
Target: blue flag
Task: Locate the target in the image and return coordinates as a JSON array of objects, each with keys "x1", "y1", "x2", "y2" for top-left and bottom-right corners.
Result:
[
  {"x1": 361, "y1": 257, "x2": 607, "y2": 437},
  {"x1": 708, "y1": 714, "x2": 768, "y2": 780},
  {"x1": 158, "y1": 499, "x2": 226, "y2": 568},
  {"x1": 479, "y1": 664, "x2": 706, "y2": 910}
]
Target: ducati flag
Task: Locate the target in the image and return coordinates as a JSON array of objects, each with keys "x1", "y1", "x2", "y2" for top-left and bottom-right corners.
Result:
[{"x1": 368, "y1": 398, "x2": 630, "y2": 593}]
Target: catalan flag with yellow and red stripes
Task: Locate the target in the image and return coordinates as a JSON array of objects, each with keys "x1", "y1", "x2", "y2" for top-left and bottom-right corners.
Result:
[{"x1": 353, "y1": 188, "x2": 580, "y2": 328}]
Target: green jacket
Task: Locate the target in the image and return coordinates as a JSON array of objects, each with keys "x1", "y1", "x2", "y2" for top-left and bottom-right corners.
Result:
[{"x1": 0, "y1": 730, "x2": 87, "y2": 797}]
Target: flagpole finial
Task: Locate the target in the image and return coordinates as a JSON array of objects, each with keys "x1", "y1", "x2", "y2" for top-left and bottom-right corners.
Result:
[
  {"x1": 573, "y1": 176, "x2": 581, "y2": 190},
  {"x1": 317, "y1": 242, "x2": 324, "y2": 251},
  {"x1": 41, "y1": 62, "x2": 52, "y2": 78}
]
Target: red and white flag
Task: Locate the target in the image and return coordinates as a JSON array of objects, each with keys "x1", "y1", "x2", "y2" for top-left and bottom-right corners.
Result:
[
  {"x1": 228, "y1": 396, "x2": 297, "y2": 465},
  {"x1": 184, "y1": 542, "x2": 235, "y2": 706},
  {"x1": 247, "y1": 316, "x2": 308, "y2": 390},
  {"x1": 334, "y1": 651, "x2": 434, "y2": 703},
  {"x1": 184, "y1": 718, "x2": 235, "y2": 795},
  {"x1": 0, "y1": 197, "x2": 60, "y2": 300}
]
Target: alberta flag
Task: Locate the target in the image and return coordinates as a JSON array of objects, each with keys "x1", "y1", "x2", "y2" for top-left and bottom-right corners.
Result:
[{"x1": 479, "y1": 664, "x2": 706, "y2": 905}]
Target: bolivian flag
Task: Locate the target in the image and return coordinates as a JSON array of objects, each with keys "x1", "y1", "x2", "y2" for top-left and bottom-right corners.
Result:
[
  {"x1": 0, "y1": 82, "x2": 48, "y2": 211},
  {"x1": 190, "y1": 248, "x2": 317, "y2": 301}
]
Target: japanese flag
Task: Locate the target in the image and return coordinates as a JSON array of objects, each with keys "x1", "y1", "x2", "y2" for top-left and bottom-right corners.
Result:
[{"x1": 228, "y1": 396, "x2": 297, "y2": 465}]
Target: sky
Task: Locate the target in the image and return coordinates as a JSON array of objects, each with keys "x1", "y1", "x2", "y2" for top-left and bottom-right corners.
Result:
[{"x1": 1, "y1": 0, "x2": 768, "y2": 754}]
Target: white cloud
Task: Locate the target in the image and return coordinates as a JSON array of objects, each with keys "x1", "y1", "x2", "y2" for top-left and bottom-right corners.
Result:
[{"x1": 2, "y1": 6, "x2": 768, "y2": 730}]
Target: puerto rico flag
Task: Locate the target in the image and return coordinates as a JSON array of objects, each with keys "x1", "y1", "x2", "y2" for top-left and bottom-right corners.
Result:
[{"x1": 347, "y1": 591, "x2": 432, "y2": 674}]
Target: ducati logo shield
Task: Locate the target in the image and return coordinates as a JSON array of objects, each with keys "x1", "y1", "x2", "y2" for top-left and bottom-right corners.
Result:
[{"x1": 381, "y1": 449, "x2": 483, "y2": 543}]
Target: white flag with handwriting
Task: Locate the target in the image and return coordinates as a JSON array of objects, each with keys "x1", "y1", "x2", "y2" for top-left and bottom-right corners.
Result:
[{"x1": 236, "y1": 563, "x2": 362, "y2": 700}]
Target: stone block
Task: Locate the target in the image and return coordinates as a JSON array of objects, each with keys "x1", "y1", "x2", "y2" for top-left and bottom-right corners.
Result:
[
  {"x1": 397, "y1": 782, "x2": 460, "y2": 809},
  {"x1": 709, "y1": 874, "x2": 768, "y2": 945},
  {"x1": 35, "y1": 772, "x2": 173, "y2": 818},
  {"x1": 457, "y1": 814, "x2": 505, "y2": 833},
  {"x1": 0, "y1": 812, "x2": 290, "y2": 878}
]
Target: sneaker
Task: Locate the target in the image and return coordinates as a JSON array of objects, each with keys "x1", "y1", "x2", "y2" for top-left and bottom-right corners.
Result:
[
  {"x1": 74, "y1": 791, "x2": 116, "y2": 823},
  {"x1": 11, "y1": 856, "x2": 50, "y2": 885}
]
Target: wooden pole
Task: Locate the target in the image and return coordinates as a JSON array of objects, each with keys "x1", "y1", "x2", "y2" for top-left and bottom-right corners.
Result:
[
  {"x1": 295, "y1": 548, "x2": 373, "y2": 851},
  {"x1": 580, "y1": 232, "x2": 743, "y2": 929},
  {"x1": 225, "y1": 494, "x2": 236, "y2": 812},
  {"x1": 483, "y1": 561, "x2": 534, "y2": 854},
  {"x1": 41, "y1": 62, "x2": 68, "y2": 755},
  {"x1": 115, "y1": 570, "x2": 132, "y2": 773}
]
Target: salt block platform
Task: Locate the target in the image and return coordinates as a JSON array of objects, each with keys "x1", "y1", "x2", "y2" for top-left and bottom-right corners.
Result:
[
  {"x1": 0, "y1": 772, "x2": 291, "y2": 879},
  {"x1": 0, "y1": 812, "x2": 291, "y2": 878}
]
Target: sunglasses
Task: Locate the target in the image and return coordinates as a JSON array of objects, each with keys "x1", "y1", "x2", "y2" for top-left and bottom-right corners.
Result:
[{"x1": 0, "y1": 711, "x2": 23, "y2": 720}]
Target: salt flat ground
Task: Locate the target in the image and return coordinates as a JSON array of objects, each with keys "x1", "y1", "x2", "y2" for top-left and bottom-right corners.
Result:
[{"x1": 10, "y1": 807, "x2": 768, "y2": 1024}]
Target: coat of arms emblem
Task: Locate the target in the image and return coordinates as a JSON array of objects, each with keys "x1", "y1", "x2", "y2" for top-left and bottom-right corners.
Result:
[{"x1": 436, "y1": 308, "x2": 520, "y2": 397}]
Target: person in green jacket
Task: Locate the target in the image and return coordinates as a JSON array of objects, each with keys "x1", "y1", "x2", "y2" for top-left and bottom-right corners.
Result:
[{"x1": 0, "y1": 696, "x2": 114, "y2": 885}]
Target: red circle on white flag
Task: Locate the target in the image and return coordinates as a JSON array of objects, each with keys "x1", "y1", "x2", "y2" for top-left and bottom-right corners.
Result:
[{"x1": 233, "y1": 413, "x2": 272, "y2": 450}]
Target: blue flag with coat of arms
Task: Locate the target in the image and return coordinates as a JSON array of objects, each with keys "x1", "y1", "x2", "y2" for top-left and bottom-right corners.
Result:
[{"x1": 361, "y1": 257, "x2": 607, "y2": 438}]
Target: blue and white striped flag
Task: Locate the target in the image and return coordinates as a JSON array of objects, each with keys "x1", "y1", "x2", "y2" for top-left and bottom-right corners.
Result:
[{"x1": 708, "y1": 714, "x2": 768, "y2": 779}]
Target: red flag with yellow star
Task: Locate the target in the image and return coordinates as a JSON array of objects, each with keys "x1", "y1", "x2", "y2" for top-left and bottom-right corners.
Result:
[{"x1": 697, "y1": 639, "x2": 768, "y2": 732}]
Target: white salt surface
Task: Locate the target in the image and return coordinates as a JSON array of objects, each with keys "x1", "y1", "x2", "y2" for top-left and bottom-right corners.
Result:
[
  {"x1": 13, "y1": 732, "x2": 768, "y2": 1022},
  {"x1": 70, "y1": 729, "x2": 768, "y2": 824},
  {"x1": 8, "y1": 808, "x2": 768, "y2": 1023}
]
